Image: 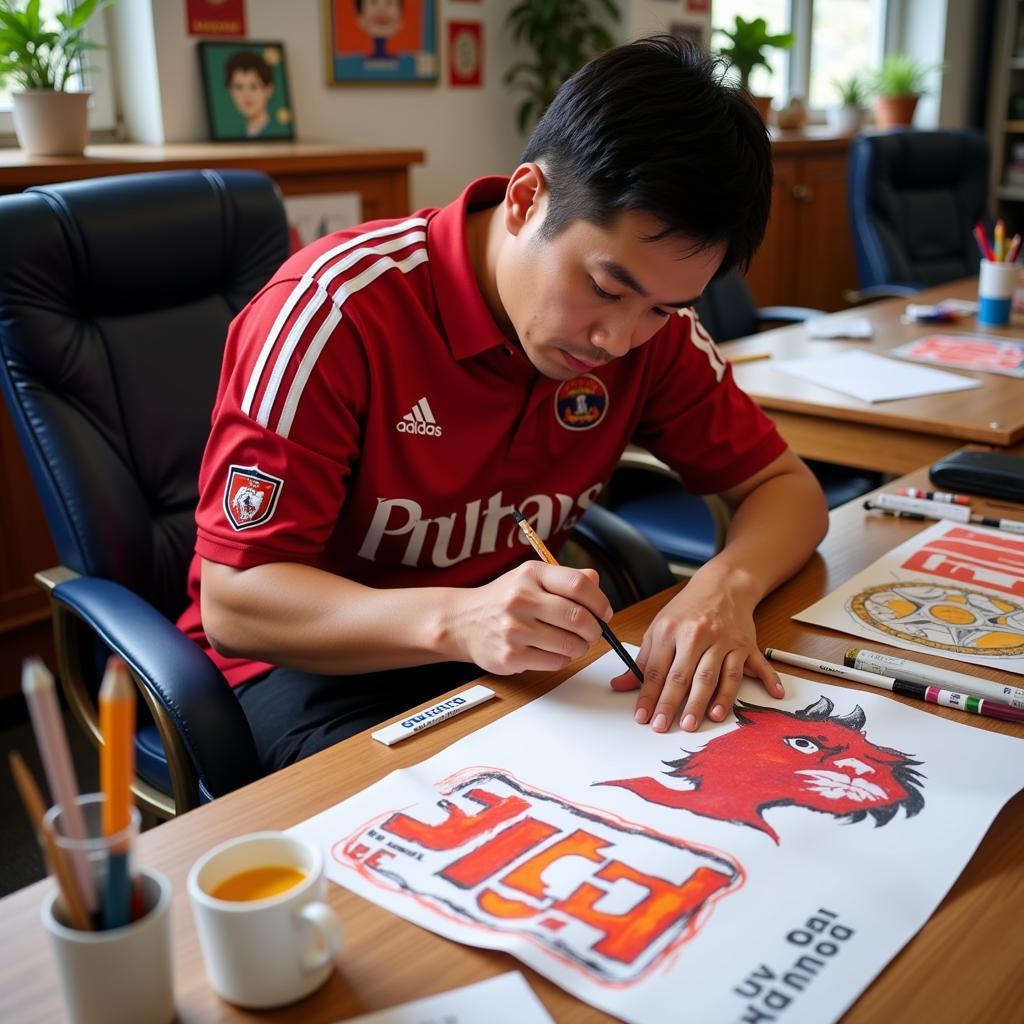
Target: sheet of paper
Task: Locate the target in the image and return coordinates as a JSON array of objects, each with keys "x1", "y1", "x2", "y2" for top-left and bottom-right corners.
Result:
[
  {"x1": 795, "y1": 519, "x2": 1024, "y2": 675},
  {"x1": 291, "y1": 649, "x2": 1024, "y2": 1024},
  {"x1": 341, "y1": 972, "x2": 554, "y2": 1024},
  {"x1": 890, "y1": 334, "x2": 1024, "y2": 377},
  {"x1": 773, "y1": 349, "x2": 982, "y2": 402},
  {"x1": 805, "y1": 316, "x2": 874, "y2": 339}
]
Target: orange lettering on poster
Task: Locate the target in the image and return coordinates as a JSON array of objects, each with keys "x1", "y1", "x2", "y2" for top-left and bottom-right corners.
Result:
[{"x1": 384, "y1": 788, "x2": 529, "y2": 850}]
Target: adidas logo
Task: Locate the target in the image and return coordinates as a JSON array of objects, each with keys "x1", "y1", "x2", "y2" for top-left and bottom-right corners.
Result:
[{"x1": 396, "y1": 396, "x2": 443, "y2": 437}]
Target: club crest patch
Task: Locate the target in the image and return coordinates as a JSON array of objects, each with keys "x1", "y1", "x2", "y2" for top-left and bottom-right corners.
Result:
[
  {"x1": 223, "y1": 465, "x2": 283, "y2": 531},
  {"x1": 554, "y1": 373, "x2": 608, "y2": 431}
]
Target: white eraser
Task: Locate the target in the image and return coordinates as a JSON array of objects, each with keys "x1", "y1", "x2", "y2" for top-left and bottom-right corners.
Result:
[{"x1": 372, "y1": 684, "x2": 496, "y2": 746}]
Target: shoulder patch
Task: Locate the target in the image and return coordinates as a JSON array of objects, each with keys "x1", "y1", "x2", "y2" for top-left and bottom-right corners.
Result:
[{"x1": 223, "y1": 465, "x2": 283, "y2": 531}]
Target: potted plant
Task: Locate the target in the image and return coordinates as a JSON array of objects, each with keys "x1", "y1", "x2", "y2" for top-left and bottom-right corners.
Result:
[
  {"x1": 715, "y1": 14, "x2": 794, "y2": 121},
  {"x1": 504, "y1": 0, "x2": 621, "y2": 134},
  {"x1": 871, "y1": 53, "x2": 942, "y2": 130},
  {"x1": 829, "y1": 72, "x2": 869, "y2": 134},
  {"x1": 0, "y1": 0, "x2": 111, "y2": 156}
]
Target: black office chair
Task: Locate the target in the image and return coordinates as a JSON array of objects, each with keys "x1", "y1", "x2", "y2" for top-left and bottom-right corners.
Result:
[
  {"x1": 0, "y1": 169, "x2": 675, "y2": 817},
  {"x1": 606, "y1": 272, "x2": 878, "y2": 572},
  {"x1": 848, "y1": 130, "x2": 989, "y2": 298}
]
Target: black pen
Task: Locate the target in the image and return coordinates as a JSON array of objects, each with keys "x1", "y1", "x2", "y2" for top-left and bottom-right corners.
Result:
[{"x1": 511, "y1": 507, "x2": 644, "y2": 683}]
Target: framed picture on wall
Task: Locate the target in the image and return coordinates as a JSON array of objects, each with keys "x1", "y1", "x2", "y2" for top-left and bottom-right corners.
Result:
[
  {"x1": 198, "y1": 42, "x2": 296, "y2": 141},
  {"x1": 323, "y1": 0, "x2": 437, "y2": 85}
]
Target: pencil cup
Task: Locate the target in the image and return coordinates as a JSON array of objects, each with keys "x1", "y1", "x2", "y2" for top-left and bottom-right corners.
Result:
[
  {"x1": 978, "y1": 258, "x2": 1019, "y2": 326},
  {"x1": 41, "y1": 866, "x2": 174, "y2": 1024},
  {"x1": 187, "y1": 831, "x2": 343, "y2": 1008}
]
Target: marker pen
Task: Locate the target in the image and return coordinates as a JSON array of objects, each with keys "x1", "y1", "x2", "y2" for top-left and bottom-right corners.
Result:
[{"x1": 372, "y1": 685, "x2": 496, "y2": 746}]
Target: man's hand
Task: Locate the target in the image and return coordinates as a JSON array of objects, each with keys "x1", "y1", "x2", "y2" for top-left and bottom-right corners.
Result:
[
  {"x1": 448, "y1": 563, "x2": 613, "y2": 675},
  {"x1": 608, "y1": 567, "x2": 784, "y2": 731}
]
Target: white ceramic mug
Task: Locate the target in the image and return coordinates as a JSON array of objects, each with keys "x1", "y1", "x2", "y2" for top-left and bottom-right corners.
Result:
[
  {"x1": 187, "y1": 831, "x2": 343, "y2": 1009},
  {"x1": 42, "y1": 866, "x2": 175, "y2": 1024}
]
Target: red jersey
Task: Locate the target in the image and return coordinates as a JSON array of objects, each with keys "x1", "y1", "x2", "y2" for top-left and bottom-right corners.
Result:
[{"x1": 179, "y1": 177, "x2": 786, "y2": 685}]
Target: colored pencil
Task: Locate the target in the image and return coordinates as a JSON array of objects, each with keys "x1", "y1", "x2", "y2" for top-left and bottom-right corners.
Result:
[
  {"x1": 974, "y1": 222, "x2": 994, "y2": 262},
  {"x1": 729, "y1": 352, "x2": 771, "y2": 365},
  {"x1": 21, "y1": 657, "x2": 97, "y2": 912},
  {"x1": 99, "y1": 658, "x2": 135, "y2": 929},
  {"x1": 511, "y1": 507, "x2": 644, "y2": 683},
  {"x1": 995, "y1": 219, "x2": 1005, "y2": 262},
  {"x1": 9, "y1": 752, "x2": 92, "y2": 931},
  {"x1": 1008, "y1": 234, "x2": 1022, "y2": 264},
  {"x1": 895, "y1": 487, "x2": 970, "y2": 506}
]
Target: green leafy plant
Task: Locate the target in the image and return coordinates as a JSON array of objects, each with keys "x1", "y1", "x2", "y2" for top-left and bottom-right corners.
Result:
[
  {"x1": 0, "y1": 0, "x2": 109, "y2": 92},
  {"x1": 504, "y1": 0, "x2": 621, "y2": 134},
  {"x1": 871, "y1": 53, "x2": 943, "y2": 98},
  {"x1": 714, "y1": 15, "x2": 794, "y2": 93},
  {"x1": 832, "y1": 72, "x2": 869, "y2": 108}
]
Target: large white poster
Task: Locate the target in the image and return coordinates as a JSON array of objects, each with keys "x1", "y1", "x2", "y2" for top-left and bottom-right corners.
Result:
[
  {"x1": 292, "y1": 651, "x2": 1024, "y2": 1024},
  {"x1": 794, "y1": 520, "x2": 1024, "y2": 675}
]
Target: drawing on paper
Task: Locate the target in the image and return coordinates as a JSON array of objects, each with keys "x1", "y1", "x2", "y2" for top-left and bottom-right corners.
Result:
[
  {"x1": 334, "y1": 768, "x2": 744, "y2": 985},
  {"x1": 599, "y1": 698, "x2": 926, "y2": 844},
  {"x1": 848, "y1": 582, "x2": 1024, "y2": 655}
]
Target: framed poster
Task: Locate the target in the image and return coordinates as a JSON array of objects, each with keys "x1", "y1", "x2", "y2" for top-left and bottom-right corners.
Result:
[
  {"x1": 186, "y1": 0, "x2": 246, "y2": 37},
  {"x1": 323, "y1": 0, "x2": 437, "y2": 85},
  {"x1": 448, "y1": 20, "x2": 482, "y2": 87},
  {"x1": 198, "y1": 42, "x2": 295, "y2": 141}
]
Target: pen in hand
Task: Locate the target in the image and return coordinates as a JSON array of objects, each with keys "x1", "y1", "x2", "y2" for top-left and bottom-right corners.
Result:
[{"x1": 511, "y1": 507, "x2": 644, "y2": 683}]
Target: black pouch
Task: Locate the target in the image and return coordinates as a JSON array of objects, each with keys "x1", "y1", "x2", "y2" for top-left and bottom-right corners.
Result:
[{"x1": 929, "y1": 450, "x2": 1024, "y2": 503}]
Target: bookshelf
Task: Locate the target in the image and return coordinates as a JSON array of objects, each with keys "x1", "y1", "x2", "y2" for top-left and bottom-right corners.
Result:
[{"x1": 989, "y1": 0, "x2": 1024, "y2": 229}]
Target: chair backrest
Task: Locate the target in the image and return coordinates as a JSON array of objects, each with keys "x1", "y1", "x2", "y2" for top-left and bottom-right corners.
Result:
[
  {"x1": 0, "y1": 170, "x2": 290, "y2": 621},
  {"x1": 848, "y1": 130, "x2": 989, "y2": 290},
  {"x1": 693, "y1": 270, "x2": 759, "y2": 341}
]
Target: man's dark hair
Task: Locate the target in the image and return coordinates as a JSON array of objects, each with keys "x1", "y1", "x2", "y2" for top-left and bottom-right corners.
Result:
[
  {"x1": 224, "y1": 50, "x2": 273, "y2": 88},
  {"x1": 522, "y1": 36, "x2": 772, "y2": 275}
]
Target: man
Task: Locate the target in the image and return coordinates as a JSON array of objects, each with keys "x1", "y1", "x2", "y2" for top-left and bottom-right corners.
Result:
[
  {"x1": 224, "y1": 50, "x2": 275, "y2": 138},
  {"x1": 179, "y1": 36, "x2": 829, "y2": 771}
]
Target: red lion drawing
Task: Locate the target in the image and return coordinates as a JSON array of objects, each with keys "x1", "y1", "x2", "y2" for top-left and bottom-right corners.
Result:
[{"x1": 598, "y1": 697, "x2": 925, "y2": 843}]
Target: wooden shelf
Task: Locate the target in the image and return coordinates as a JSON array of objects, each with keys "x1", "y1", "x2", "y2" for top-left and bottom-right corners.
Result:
[{"x1": 997, "y1": 184, "x2": 1024, "y2": 200}]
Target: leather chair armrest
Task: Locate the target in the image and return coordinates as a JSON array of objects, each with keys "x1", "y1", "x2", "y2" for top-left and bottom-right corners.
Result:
[
  {"x1": 573, "y1": 504, "x2": 677, "y2": 604},
  {"x1": 46, "y1": 572, "x2": 261, "y2": 805},
  {"x1": 755, "y1": 305, "x2": 827, "y2": 324}
]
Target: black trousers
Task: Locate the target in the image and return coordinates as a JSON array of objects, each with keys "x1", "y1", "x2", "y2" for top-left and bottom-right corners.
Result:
[{"x1": 235, "y1": 661, "x2": 483, "y2": 774}]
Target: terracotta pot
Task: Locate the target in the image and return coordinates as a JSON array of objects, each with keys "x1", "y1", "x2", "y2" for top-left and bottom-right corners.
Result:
[
  {"x1": 874, "y1": 94, "x2": 919, "y2": 130},
  {"x1": 11, "y1": 90, "x2": 91, "y2": 156},
  {"x1": 748, "y1": 94, "x2": 772, "y2": 121}
]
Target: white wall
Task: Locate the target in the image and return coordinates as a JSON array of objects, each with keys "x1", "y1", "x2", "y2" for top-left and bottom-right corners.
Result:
[{"x1": 110, "y1": 0, "x2": 691, "y2": 210}]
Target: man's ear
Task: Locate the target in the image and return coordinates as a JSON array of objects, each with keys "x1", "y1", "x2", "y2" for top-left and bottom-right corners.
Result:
[{"x1": 503, "y1": 163, "x2": 547, "y2": 237}]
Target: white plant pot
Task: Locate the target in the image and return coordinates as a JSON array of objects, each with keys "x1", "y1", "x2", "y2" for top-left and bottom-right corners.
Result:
[
  {"x1": 827, "y1": 104, "x2": 864, "y2": 135},
  {"x1": 11, "y1": 90, "x2": 91, "y2": 156}
]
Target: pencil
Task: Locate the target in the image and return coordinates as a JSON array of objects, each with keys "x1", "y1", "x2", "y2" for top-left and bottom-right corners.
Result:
[
  {"x1": 511, "y1": 507, "x2": 644, "y2": 683},
  {"x1": 995, "y1": 218, "x2": 1005, "y2": 262},
  {"x1": 99, "y1": 658, "x2": 135, "y2": 929},
  {"x1": 10, "y1": 752, "x2": 92, "y2": 931},
  {"x1": 1009, "y1": 234, "x2": 1022, "y2": 264},
  {"x1": 973, "y1": 222, "x2": 994, "y2": 262},
  {"x1": 21, "y1": 657, "x2": 97, "y2": 912},
  {"x1": 729, "y1": 352, "x2": 771, "y2": 365}
]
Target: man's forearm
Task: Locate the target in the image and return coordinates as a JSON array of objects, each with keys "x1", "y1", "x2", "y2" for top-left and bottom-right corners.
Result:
[{"x1": 201, "y1": 560, "x2": 462, "y2": 674}]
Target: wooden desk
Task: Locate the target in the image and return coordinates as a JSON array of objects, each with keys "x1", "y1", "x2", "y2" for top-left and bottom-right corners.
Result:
[
  {"x1": 2, "y1": 462, "x2": 1022, "y2": 1023},
  {"x1": 724, "y1": 277, "x2": 1024, "y2": 475}
]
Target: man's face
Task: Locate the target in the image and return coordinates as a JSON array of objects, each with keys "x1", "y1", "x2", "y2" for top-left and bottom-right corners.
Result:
[
  {"x1": 229, "y1": 69, "x2": 273, "y2": 118},
  {"x1": 497, "y1": 195, "x2": 725, "y2": 381},
  {"x1": 358, "y1": 0, "x2": 403, "y2": 39}
]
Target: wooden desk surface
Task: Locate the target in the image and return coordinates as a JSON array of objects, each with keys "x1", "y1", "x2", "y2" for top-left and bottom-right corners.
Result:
[
  {"x1": 3, "y1": 465, "x2": 1023, "y2": 1023},
  {"x1": 725, "y1": 278, "x2": 1024, "y2": 474}
]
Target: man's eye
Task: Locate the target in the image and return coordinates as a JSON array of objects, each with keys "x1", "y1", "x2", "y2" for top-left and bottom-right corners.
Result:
[
  {"x1": 591, "y1": 279, "x2": 619, "y2": 301},
  {"x1": 784, "y1": 736, "x2": 821, "y2": 754},
  {"x1": 652, "y1": 307, "x2": 671, "y2": 318}
]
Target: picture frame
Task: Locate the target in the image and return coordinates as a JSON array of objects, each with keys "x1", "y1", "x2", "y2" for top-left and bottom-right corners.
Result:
[
  {"x1": 322, "y1": 0, "x2": 437, "y2": 86},
  {"x1": 198, "y1": 41, "x2": 296, "y2": 142}
]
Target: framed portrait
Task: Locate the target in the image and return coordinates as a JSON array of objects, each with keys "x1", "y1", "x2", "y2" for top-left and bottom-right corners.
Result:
[
  {"x1": 198, "y1": 41, "x2": 296, "y2": 142},
  {"x1": 323, "y1": 0, "x2": 437, "y2": 86}
]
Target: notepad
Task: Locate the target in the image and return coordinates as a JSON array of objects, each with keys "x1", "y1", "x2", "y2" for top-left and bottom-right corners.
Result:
[
  {"x1": 805, "y1": 316, "x2": 874, "y2": 339},
  {"x1": 773, "y1": 350, "x2": 983, "y2": 403}
]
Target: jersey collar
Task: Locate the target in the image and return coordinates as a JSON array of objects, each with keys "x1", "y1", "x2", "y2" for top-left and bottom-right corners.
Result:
[{"x1": 428, "y1": 176, "x2": 513, "y2": 361}]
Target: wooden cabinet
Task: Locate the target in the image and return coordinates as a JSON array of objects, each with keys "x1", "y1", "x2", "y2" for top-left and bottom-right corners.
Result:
[
  {"x1": 744, "y1": 130, "x2": 858, "y2": 313},
  {"x1": 0, "y1": 144, "x2": 423, "y2": 698}
]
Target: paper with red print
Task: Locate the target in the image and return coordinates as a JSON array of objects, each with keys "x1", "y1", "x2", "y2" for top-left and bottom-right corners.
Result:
[
  {"x1": 796, "y1": 520, "x2": 1024, "y2": 675},
  {"x1": 891, "y1": 334, "x2": 1024, "y2": 377},
  {"x1": 290, "y1": 650, "x2": 1024, "y2": 1023}
]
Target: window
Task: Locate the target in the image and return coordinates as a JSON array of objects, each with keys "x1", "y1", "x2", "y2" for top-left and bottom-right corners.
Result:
[
  {"x1": 0, "y1": 0, "x2": 117, "y2": 137},
  {"x1": 712, "y1": 0, "x2": 890, "y2": 112}
]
